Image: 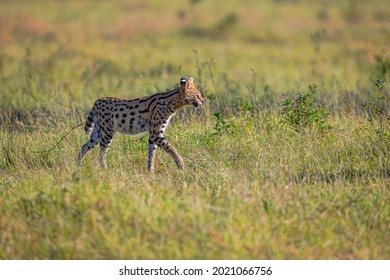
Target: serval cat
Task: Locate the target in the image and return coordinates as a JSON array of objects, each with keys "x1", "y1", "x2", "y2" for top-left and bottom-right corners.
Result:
[{"x1": 78, "y1": 76, "x2": 204, "y2": 173}]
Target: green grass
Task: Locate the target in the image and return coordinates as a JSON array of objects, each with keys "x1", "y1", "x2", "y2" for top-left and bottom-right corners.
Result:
[{"x1": 0, "y1": 0, "x2": 389, "y2": 259}]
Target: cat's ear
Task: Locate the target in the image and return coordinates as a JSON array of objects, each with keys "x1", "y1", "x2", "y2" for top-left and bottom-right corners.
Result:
[
  {"x1": 179, "y1": 77, "x2": 187, "y2": 86},
  {"x1": 185, "y1": 76, "x2": 194, "y2": 89}
]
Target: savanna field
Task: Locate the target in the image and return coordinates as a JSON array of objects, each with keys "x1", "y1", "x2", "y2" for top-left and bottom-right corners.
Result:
[{"x1": 0, "y1": 0, "x2": 389, "y2": 259}]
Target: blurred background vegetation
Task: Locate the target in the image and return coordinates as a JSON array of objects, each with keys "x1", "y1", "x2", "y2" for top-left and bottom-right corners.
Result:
[{"x1": 0, "y1": 0, "x2": 389, "y2": 112}]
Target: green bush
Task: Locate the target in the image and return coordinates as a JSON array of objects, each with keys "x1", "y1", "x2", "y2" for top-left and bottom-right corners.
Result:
[
  {"x1": 362, "y1": 79, "x2": 387, "y2": 123},
  {"x1": 281, "y1": 84, "x2": 329, "y2": 131}
]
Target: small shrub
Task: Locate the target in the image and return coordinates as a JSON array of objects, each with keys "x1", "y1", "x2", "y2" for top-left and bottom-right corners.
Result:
[
  {"x1": 215, "y1": 13, "x2": 239, "y2": 33},
  {"x1": 362, "y1": 79, "x2": 387, "y2": 123},
  {"x1": 237, "y1": 98, "x2": 256, "y2": 130},
  {"x1": 281, "y1": 84, "x2": 330, "y2": 131},
  {"x1": 211, "y1": 112, "x2": 237, "y2": 137},
  {"x1": 237, "y1": 98, "x2": 254, "y2": 116}
]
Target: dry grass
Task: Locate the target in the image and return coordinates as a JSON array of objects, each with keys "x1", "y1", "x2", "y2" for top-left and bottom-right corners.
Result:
[{"x1": 0, "y1": 0, "x2": 389, "y2": 259}]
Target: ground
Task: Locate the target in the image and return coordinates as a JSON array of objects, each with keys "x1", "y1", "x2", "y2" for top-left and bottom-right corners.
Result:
[{"x1": 0, "y1": 0, "x2": 389, "y2": 259}]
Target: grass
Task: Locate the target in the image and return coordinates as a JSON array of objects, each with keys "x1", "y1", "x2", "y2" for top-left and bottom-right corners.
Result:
[{"x1": 0, "y1": 0, "x2": 389, "y2": 259}]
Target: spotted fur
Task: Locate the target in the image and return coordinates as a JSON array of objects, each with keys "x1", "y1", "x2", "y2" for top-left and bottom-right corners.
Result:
[{"x1": 78, "y1": 76, "x2": 204, "y2": 173}]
